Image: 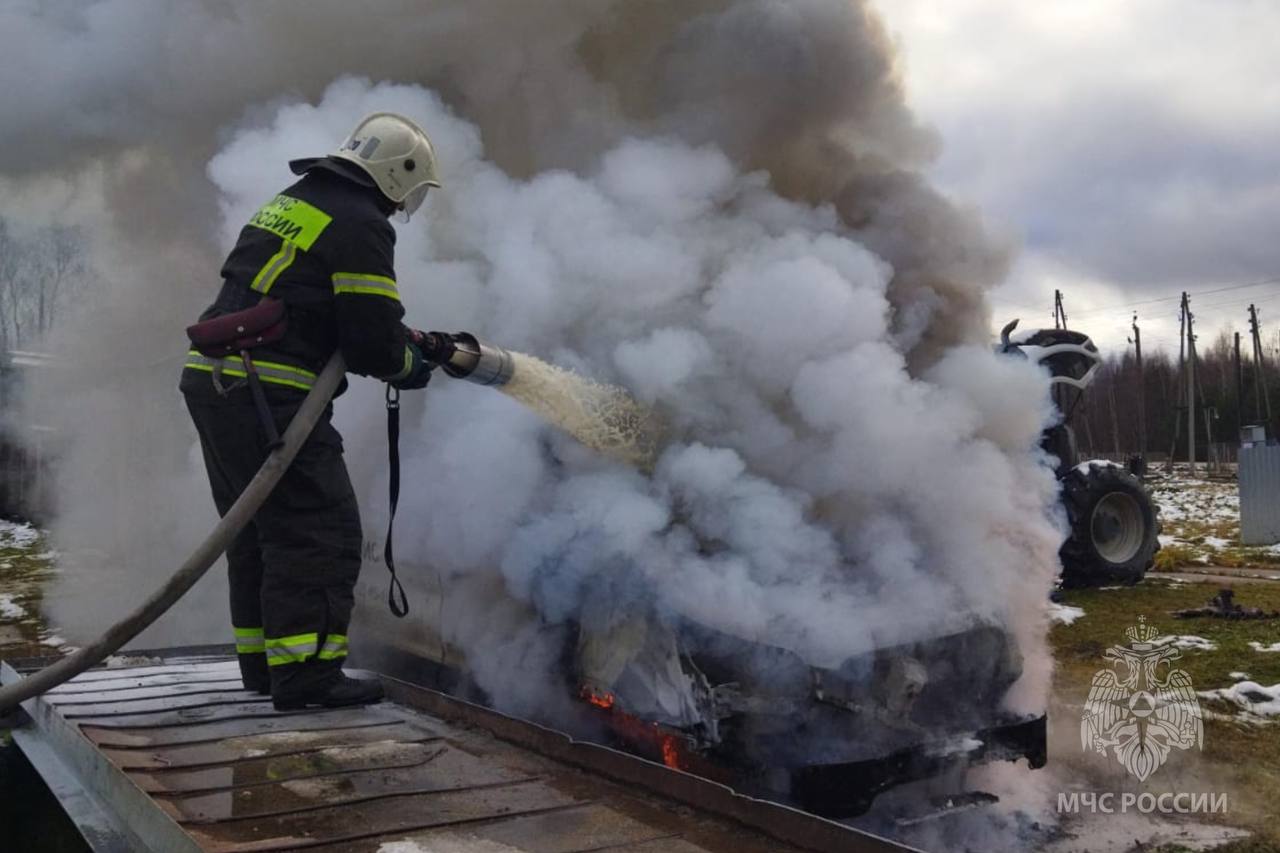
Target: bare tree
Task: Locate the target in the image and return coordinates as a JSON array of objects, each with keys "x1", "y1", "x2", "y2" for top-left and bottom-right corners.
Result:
[
  {"x1": 0, "y1": 219, "x2": 23, "y2": 352},
  {"x1": 0, "y1": 218, "x2": 94, "y2": 352},
  {"x1": 33, "y1": 224, "x2": 88, "y2": 336}
]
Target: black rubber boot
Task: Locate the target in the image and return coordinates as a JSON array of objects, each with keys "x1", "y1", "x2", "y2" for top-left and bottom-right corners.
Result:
[
  {"x1": 272, "y1": 674, "x2": 385, "y2": 711},
  {"x1": 240, "y1": 655, "x2": 271, "y2": 696}
]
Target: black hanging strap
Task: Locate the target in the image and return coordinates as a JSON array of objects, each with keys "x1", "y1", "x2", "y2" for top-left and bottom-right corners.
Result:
[
  {"x1": 240, "y1": 350, "x2": 284, "y2": 450},
  {"x1": 384, "y1": 384, "x2": 409, "y2": 617}
]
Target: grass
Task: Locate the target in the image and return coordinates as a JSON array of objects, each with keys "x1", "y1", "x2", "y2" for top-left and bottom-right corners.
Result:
[
  {"x1": 1146, "y1": 474, "x2": 1280, "y2": 573},
  {"x1": 1053, "y1": 578, "x2": 1280, "y2": 850},
  {"x1": 1154, "y1": 543, "x2": 1205, "y2": 572},
  {"x1": 0, "y1": 525, "x2": 60, "y2": 661},
  {"x1": 1152, "y1": 516, "x2": 1280, "y2": 572}
]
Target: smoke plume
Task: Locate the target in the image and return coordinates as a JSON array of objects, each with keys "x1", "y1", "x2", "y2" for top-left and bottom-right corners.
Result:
[{"x1": 4, "y1": 0, "x2": 1063, "y2": 842}]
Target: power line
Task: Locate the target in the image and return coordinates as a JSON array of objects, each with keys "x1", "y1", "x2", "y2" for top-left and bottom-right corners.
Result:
[
  {"x1": 1184, "y1": 289, "x2": 1280, "y2": 315},
  {"x1": 1062, "y1": 275, "x2": 1280, "y2": 320}
]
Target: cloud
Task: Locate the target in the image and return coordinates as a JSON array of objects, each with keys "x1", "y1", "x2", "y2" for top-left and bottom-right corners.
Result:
[{"x1": 877, "y1": 0, "x2": 1280, "y2": 346}]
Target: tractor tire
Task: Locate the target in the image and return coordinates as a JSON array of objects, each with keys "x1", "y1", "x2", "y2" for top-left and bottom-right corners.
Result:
[{"x1": 1059, "y1": 462, "x2": 1160, "y2": 588}]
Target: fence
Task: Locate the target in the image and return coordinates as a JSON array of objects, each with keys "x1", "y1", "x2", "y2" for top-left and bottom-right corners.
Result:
[{"x1": 1239, "y1": 444, "x2": 1280, "y2": 544}]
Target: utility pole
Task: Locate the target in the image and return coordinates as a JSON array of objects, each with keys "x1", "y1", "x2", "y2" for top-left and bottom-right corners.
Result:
[
  {"x1": 1186, "y1": 292, "x2": 1197, "y2": 475},
  {"x1": 1053, "y1": 289, "x2": 1068, "y2": 330},
  {"x1": 1236, "y1": 331, "x2": 1245, "y2": 443},
  {"x1": 1250, "y1": 304, "x2": 1274, "y2": 438},
  {"x1": 1165, "y1": 300, "x2": 1189, "y2": 475},
  {"x1": 1204, "y1": 407, "x2": 1218, "y2": 474},
  {"x1": 1052, "y1": 289, "x2": 1069, "y2": 414},
  {"x1": 1082, "y1": 403, "x2": 1096, "y2": 458},
  {"x1": 1109, "y1": 383, "x2": 1122, "y2": 458},
  {"x1": 1129, "y1": 313, "x2": 1146, "y2": 460},
  {"x1": 1193, "y1": 342, "x2": 1215, "y2": 473}
]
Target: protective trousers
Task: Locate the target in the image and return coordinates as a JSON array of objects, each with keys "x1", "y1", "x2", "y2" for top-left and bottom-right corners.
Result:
[{"x1": 181, "y1": 377, "x2": 363, "y2": 700}]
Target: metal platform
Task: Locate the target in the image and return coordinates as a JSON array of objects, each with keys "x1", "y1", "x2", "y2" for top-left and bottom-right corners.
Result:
[{"x1": 1, "y1": 649, "x2": 919, "y2": 853}]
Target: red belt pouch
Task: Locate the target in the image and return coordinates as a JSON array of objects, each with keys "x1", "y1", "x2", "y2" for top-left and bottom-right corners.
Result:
[{"x1": 186, "y1": 299, "x2": 291, "y2": 448}]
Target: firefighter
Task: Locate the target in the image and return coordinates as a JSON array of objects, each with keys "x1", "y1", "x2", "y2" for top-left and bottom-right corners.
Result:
[{"x1": 180, "y1": 113, "x2": 439, "y2": 710}]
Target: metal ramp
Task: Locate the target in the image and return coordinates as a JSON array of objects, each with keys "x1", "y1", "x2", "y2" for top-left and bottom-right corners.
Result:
[{"x1": 2, "y1": 649, "x2": 918, "y2": 853}]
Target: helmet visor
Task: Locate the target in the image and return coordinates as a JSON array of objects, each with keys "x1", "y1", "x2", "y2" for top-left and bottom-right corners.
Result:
[{"x1": 397, "y1": 183, "x2": 430, "y2": 222}]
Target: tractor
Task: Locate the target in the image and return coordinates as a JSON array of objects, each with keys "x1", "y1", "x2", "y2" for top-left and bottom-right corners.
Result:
[{"x1": 999, "y1": 320, "x2": 1160, "y2": 587}]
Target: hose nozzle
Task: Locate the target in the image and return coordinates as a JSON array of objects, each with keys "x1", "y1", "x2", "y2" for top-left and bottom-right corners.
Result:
[{"x1": 420, "y1": 331, "x2": 515, "y2": 386}]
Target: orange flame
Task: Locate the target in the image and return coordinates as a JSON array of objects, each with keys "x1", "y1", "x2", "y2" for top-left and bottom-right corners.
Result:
[
  {"x1": 580, "y1": 685, "x2": 689, "y2": 772},
  {"x1": 580, "y1": 686, "x2": 615, "y2": 710},
  {"x1": 660, "y1": 734, "x2": 682, "y2": 769}
]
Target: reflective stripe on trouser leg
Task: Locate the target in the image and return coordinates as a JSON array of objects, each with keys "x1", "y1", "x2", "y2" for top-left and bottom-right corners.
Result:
[
  {"x1": 317, "y1": 634, "x2": 348, "y2": 661},
  {"x1": 263, "y1": 632, "x2": 348, "y2": 666},
  {"x1": 264, "y1": 632, "x2": 320, "y2": 666},
  {"x1": 234, "y1": 626, "x2": 265, "y2": 654}
]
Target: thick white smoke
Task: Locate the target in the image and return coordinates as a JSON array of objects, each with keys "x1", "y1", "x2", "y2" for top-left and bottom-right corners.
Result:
[
  {"x1": 5, "y1": 4, "x2": 1066, "y2": 842},
  {"x1": 204, "y1": 79, "x2": 1062, "y2": 715}
]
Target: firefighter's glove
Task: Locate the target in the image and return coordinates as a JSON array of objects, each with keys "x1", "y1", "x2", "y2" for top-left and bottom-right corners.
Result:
[
  {"x1": 417, "y1": 330, "x2": 458, "y2": 367},
  {"x1": 389, "y1": 343, "x2": 433, "y2": 391}
]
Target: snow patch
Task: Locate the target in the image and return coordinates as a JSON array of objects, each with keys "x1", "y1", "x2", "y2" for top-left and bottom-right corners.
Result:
[
  {"x1": 1229, "y1": 671, "x2": 1252, "y2": 680},
  {"x1": 102, "y1": 654, "x2": 163, "y2": 668},
  {"x1": 1157, "y1": 635, "x2": 1217, "y2": 651},
  {"x1": 0, "y1": 594, "x2": 26, "y2": 619},
  {"x1": 1248, "y1": 641, "x2": 1280, "y2": 653},
  {"x1": 0, "y1": 520, "x2": 39, "y2": 550},
  {"x1": 1199, "y1": 681, "x2": 1280, "y2": 717},
  {"x1": 1049, "y1": 603, "x2": 1085, "y2": 625},
  {"x1": 1074, "y1": 460, "x2": 1122, "y2": 476}
]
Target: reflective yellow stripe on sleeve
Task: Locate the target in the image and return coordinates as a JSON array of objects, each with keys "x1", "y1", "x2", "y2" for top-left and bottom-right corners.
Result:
[
  {"x1": 332, "y1": 272, "x2": 400, "y2": 302},
  {"x1": 387, "y1": 345, "x2": 414, "y2": 382},
  {"x1": 250, "y1": 240, "x2": 298, "y2": 294}
]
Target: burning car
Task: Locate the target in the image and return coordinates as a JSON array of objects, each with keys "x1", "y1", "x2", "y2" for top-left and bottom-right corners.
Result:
[{"x1": 353, "y1": 557, "x2": 1046, "y2": 818}]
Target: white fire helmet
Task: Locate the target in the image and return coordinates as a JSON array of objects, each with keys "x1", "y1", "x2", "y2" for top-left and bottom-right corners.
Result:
[{"x1": 330, "y1": 112, "x2": 441, "y2": 221}]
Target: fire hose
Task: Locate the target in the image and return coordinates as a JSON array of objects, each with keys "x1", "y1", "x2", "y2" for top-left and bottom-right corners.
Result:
[{"x1": 0, "y1": 331, "x2": 517, "y2": 713}]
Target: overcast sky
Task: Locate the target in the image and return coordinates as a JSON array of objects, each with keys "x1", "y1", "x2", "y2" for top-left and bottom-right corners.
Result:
[{"x1": 876, "y1": 0, "x2": 1280, "y2": 355}]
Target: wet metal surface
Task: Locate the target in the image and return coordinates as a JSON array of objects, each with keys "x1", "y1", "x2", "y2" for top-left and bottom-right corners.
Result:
[
  {"x1": 107, "y1": 722, "x2": 436, "y2": 774},
  {"x1": 160, "y1": 743, "x2": 532, "y2": 821},
  {"x1": 49, "y1": 675, "x2": 245, "y2": 696},
  {"x1": 5, "y1": 651, "x2": 919, "y2": 853},
  {"x1": 82, "y1": 711, "x2": 403, "y2": 747}
]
